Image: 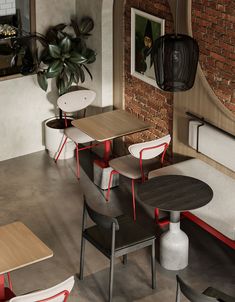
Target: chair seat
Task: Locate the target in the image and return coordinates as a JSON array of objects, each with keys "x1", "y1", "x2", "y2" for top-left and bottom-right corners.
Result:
[
  {"x1": 203, "y1": 287, "x2": 235, "y2": 302},
  {"x1": 109, "y1": 154, "x2": 159, "y2": 179},
  {"x1": 65, "y1": 126, "x2": 95, "y2": 144},
  {"x1": 83, "y1": 215, "x2": 155, "y2": 257}
]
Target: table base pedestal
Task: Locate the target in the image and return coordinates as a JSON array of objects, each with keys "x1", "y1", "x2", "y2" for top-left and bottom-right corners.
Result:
[
  {"x1": 160, "y1": 221, "x2": 189, "y2": 270},
  {"x1": 93, "y1": 160, "x2": 119, "y2": 190}
]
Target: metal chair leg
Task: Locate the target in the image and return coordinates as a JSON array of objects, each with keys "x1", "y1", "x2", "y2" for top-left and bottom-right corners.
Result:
[
  {"x1": 122, "y1": 255, "x2": 127, "y2": 265},
  {"x1": 109, "y1": 255, "x2": 115, "y2": 302},
  {"x1": 76, "y1": 144, "x2": 80, "y2": 179},
  {"x1": 106, "y1": 171, "x2": 114, "y2": 201},
  {"x1": 7, "y1": 273, "x2": 12, "y2": 291},
  {"x1": 131, "y1": 179, "x2": 136, "y2": 221},
  {"x1": 55, "y1": 137, "x2": 68, "y2": 162},
  {"x1": 106, "y1": 170, "x2": 119, "y2": 201},
  {"x1": 79, "y1": 236, "x2": 86, "y2": 280},
  {"x1": 151, "y1": 240, "x2": 156, "y2": 289}
]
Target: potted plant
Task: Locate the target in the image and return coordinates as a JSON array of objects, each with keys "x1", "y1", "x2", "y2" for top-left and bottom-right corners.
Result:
[{"x1": 1, "y1": 17, "x2": 96, "y2": 159}]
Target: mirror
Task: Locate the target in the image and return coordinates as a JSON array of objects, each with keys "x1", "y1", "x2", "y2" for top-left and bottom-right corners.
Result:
[{"x1": 0, "y1": 0, "x2": 35, "y2": 78}]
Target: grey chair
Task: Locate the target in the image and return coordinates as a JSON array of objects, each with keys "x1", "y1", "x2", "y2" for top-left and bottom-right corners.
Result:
[
  {"x1": 176, "y1": 275, "x2": 235, "y2": 302},
  {"x1": 79, "y1": 197, "x2": 156, "y2": 302}
]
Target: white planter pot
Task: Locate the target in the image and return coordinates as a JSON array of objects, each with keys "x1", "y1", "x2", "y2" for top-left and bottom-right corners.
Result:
[{"x1": 45, "y1": 117, "x2": 75, "y2": 160}]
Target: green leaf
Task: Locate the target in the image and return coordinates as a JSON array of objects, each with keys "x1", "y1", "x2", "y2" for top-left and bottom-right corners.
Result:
[
  {"x1": 47, "y1": 60, "x2": 63, "y2": 78},
  {"x1": 71, "y1": 19, "x2": 80, "y2": 37},
  {"x1": 83, "y1": 64, "x2": 93, "y2": 80},
  {"x1": 57, "y1": 72, "x2": 70, "y2": 96},
  {"x1": 65, "y1": 60, "x2": 77, "y2": 72},
  {"x1": 53, "y1": 23, "x2": 67, "y2": 32},
  {"x1": 60, "y1": 37, "x2": 71, "y2": 54},
  {"x1": 85, "y1": 48, "x2": 96, "y2": 64},
  {"x1": 69, "y1": 52, "x2": 87, "y2": 64},
  {"x1": 73, "y1": 70, "x2": 79, "y2": 83},
  {"x1": 79, "y1": 17, "x2": 94, "y2": 34},
  {"x1": 45, "y1": 28, "x2": 57, "y2": 44},
  {"x1": 40, "y1": 49, "x2": 53, "y2": 65},
  {"x1": 75, "y1": 66, "x2": 85, "y2": 83},
  {"x1": 48, "y1": 44, "x2": 61, "y2": 59},
  {"x1": 37, "y1": 72, "x2": 48, "y2": 91},
  {"x1": 11, "y1": 54, "x2": 18, "y2": 67}
]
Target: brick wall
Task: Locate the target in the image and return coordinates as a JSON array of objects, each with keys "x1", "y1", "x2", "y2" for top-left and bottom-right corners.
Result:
[
  {"x1": 192, "y1": 0, "x2": 235, "y2": 114},
  {"x1": 124, "y1": 0, "x2": 174, "y2": 146}
]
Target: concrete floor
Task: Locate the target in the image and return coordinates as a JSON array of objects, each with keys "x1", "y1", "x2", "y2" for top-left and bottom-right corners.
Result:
[{"x1": 0, "y1": 150, "x2": 234, "y2": 301}]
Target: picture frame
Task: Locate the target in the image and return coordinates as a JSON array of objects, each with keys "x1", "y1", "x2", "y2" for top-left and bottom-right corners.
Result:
[{"x1": 131, "y1": 8, "x2": 165, "y2": 87}]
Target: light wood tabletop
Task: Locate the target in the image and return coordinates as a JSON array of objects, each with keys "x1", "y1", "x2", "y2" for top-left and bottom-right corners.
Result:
[
  {"x1": 72, "y1": 109, "x2": 150, "y2": 141},
  {"x1": 0, "y1": 221, "x2": 53, "y2": 274}
]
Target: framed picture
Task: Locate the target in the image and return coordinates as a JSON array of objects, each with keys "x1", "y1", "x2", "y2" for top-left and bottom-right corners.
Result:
[{"x1": 131, "y1": 8, "x2": 165, "y2": 87}]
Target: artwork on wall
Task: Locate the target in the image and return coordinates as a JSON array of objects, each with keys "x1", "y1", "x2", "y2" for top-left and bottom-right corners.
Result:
[{"x1": 131, "y1": 8, "x2": 165, "y2": 88}]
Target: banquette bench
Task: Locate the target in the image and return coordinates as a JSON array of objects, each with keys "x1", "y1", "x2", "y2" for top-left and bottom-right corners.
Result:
[{"x1": 148, "y1": 158, "x2": 235, "y2": 249}]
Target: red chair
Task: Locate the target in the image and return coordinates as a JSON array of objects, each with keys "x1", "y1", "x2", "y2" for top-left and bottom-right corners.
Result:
[
  {"x1": 0, "y1": 273, "x2": 15, "y2": 302},
  {"x1": 106, "y1": 134, "x2": 171, "y2": 221},
  {"x1": 8, "y1": 276, "x2": 74, "y2": 302},
  {"x1": 55, "y1": 90, "x2": 100, "y2": 178}
]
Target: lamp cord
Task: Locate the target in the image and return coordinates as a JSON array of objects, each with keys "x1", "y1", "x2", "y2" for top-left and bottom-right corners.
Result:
[{"x1": 175, "y1": 0, "x2": 179, "y2": 36}]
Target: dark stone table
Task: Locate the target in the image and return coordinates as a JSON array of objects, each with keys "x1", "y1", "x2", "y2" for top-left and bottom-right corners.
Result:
[{"x1": 138, "y1": 175, "x2": 213, "y2": 270}]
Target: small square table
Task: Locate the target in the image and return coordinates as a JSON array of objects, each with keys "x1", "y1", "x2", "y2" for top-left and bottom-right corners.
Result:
[
  {"x1": 72, "y1": 109, "x2": 150, "y2": 189},
  {"x1": 0, "y1": 221, "x2": 53, "y2": 300},
  {"x1": 72, "y1": 109, "x2": 150, "y2": 161}
]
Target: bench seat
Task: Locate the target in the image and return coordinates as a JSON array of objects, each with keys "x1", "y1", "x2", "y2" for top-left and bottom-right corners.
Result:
[{"x1": 148, "y1": 159, "x2": 235, "y2": 242}]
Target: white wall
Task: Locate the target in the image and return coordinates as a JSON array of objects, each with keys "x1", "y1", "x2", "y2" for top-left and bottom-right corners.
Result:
[
  {"x1": 0, "y1": 0, "x2": 76, "y2": 161},
  {"x1": 76, "y1": 0, "x2": 113, "y2": 107},
  {"x1": 0, "y1": 0, "x2": 114, "y2": 161}
]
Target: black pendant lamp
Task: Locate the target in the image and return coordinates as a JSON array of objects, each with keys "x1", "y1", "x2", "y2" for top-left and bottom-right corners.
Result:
[{"x1": 153, "y1": 0, "x2": 199, "y2": 92}]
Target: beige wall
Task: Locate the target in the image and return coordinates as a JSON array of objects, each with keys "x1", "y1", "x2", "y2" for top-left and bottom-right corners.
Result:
[
  {"x1": 76, "y1": 0, "x2": 113, "y2": 107},
  {"x1": 0, "y1": 0, "x2": 76, "y2": 161}
]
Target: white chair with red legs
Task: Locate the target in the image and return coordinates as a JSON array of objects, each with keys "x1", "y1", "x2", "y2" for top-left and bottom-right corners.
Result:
[
  {"x1": 55, "y1": 90, "x2": 96, "y2": 178},
  {"x1": 106, "y1": 134, "x2": 171, "y2": 221},
  {"x1": 8, "y1": 276, "x2": 75, "y2": 302}
]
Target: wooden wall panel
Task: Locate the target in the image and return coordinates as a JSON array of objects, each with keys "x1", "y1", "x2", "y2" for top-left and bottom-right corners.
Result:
[{"x1": 173, "y1": 0, "x2": 235, "y2": 178}]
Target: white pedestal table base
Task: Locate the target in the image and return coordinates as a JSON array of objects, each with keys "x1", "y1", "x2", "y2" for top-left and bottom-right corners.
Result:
[{"x1": 160, "y1": 211, "x2": 189, "y2": 270}]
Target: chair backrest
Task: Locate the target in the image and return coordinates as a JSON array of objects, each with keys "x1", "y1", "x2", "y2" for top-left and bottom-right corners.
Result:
[
  {"x1": 176, "y1": 275, "x2": 218, "y2": 302},
  {"x1": 84, "y1": 198, "x2": 119, "y2": 231},
  {"x1": 128, "y1": 134, "x2": 171, "y2": 160},
  {"x1": 57, "y1": 90, "x2": 96, "y2": 113},
  {"x1": 9, "y1": 276, "x2": 75, "y2": 302}
]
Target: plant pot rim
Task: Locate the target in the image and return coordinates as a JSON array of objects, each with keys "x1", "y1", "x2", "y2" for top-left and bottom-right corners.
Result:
[{"x1": 45, "y1": 116, "x2": 73, "y2": 129}]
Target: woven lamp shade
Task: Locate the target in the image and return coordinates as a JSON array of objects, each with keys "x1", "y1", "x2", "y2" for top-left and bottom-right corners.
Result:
[{"x1": 153, "y1": 34, "x2": 199, "y2": 92}]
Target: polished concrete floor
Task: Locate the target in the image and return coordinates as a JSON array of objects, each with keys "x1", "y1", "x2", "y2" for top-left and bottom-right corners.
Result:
[{"x1": 0, "y1": 150, "x2": 234, "y2": 301}]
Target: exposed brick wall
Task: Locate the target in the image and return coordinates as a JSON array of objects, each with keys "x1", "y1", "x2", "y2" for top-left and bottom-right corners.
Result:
[
  {"x1": 124, "y1": 0, "x2": 174, "y2": 146},
  {"x1": 192, "y1": 0, "x2": 235, "y2": 114}
]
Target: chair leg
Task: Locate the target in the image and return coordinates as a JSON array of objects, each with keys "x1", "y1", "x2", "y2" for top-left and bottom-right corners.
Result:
[
  {"x1": 106, "y1": 170, "x2": 118, "y2": 201},
  {"x1": 55, "y1": 137, "x2": 68, "y2": 162},
  {"x1": 7, "y1": 273, "x2": 12, "y2": 291},
  {"x1": 79, "y1": 236, "x2": 86, "y2": 280},
  {"x1": 122, "y1": 255, "x2": 127, "y2": 265},
  {"x1": 155, "y1": 208, "x2": 169, "y2": 227},
  {"x1": 151, "y1": 240, "x2": 156, "y2": 289},
  {"x1": 131, "y1": 179, "x2": 136, "y2": 221},
  {"x1": 109, "y1": 255, "x2": 115, "y2": 302},
  {"x1": 76, "y1": 144, "x2": 80, "y2": 179}
]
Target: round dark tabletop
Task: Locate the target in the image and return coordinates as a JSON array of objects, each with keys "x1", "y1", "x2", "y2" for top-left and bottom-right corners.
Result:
[{"x1": 138, "y1": 175, "x2": 213, "y2": 211}]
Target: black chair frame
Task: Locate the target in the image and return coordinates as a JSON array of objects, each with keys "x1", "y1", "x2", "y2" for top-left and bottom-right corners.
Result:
[
  {"x1": 176, "y1": 275, "x2": 235, "y2": 302},
  {"x1": 79, "y1": 197, "x2": 156, "y2": 302}
]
